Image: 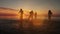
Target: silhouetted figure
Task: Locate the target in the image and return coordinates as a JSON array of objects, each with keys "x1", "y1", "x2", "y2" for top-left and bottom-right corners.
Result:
[
  {"x1": 19, "y1": 9, "x2": 23, "y2": 20},
  {"x1": 28, "y1": 10, "x2": 34, "y2": 20},
  {"x1": 19, "y1": 9, "x2": 24, "y2": 31},
  {"x1": 48, "y1": 10, "x2": 52, "y2": 21},
  {"x1": 35, "y1": 12, "x2": 37, "y2": 19},
  {"x1": 28, "y1": 10, "x2": 34, "y2": 31}
]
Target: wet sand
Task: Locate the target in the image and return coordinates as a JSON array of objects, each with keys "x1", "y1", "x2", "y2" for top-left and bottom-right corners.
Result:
[{"x1": 0, "y1": 17, "x2": 60, "y2": 34}]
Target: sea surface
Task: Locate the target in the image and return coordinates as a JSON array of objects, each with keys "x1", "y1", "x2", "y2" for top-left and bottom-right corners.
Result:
[{"x1": 0, "y1": 17, "x2": 60, "y2": 34}]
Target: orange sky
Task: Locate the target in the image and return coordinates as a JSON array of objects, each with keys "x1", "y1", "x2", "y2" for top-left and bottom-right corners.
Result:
[{"x1": 0, "y1": 7, "x2": 60, "y2": 20}]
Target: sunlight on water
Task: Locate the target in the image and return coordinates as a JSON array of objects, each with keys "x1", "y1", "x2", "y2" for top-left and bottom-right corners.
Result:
[
  {"x1": 11, "y1": 17, "x2": 46, "y2": 29},
  {"x1": 0, "y1": 16, "x2": 60, "y2": 34}
]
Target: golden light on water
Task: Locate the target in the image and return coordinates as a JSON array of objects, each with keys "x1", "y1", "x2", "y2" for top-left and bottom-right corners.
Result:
[{"x1": 0, "y1": 8, "x2": 47, "y2": 28}]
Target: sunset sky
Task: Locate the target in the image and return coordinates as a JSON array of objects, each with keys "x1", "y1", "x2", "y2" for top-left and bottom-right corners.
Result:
[
  {"x1": 0, "y1": 0, "x2": 60, "y2": 19},
  {"x1": 0, "y1": 0, "x2": 60, "y2": 11}
]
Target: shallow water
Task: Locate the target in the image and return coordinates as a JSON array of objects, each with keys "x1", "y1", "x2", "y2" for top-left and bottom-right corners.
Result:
[{"x1": 0, "y1": 17, "x2": 60, "y2": 34}]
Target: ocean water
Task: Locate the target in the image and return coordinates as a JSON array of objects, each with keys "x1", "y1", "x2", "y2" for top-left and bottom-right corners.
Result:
[{"x1": 0, "y1": 17, "x2": 60, "y2": 34}]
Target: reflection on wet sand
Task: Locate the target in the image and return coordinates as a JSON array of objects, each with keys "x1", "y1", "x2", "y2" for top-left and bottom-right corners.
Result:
[{"x1": 0, "y1": 17, "x2": 60, "y2": 34}]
